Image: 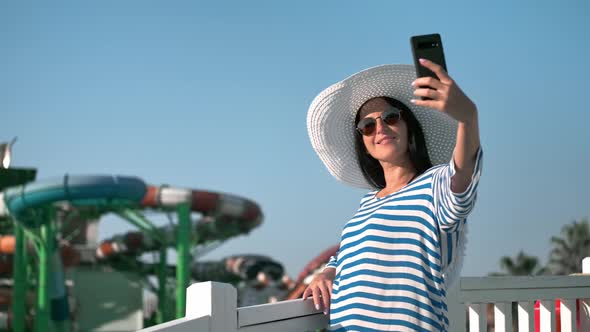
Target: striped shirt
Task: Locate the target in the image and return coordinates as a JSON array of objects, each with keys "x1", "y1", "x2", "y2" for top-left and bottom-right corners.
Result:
[{"x1": 325, "y1": 148, "x2": 483, "y2": 332}]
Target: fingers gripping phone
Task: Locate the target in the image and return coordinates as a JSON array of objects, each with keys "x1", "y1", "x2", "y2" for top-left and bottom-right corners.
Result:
[{"x1": 410, "y1": 34, "x2": 447, "y2": 99}]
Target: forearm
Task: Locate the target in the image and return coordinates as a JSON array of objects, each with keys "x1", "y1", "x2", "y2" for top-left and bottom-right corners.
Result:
[{"x1": 451, "y1": 109, "x2": 481, "y2": 193}]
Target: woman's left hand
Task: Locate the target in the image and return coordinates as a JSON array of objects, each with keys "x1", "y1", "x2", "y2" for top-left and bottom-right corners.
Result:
[{"x1": 411, "y1": 58, "x2": 477, "y2": 124}]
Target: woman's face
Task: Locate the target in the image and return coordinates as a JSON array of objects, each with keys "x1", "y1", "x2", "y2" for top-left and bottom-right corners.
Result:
[{"x1": 358, "y1": 98, "x2": 410, "y2": 164}]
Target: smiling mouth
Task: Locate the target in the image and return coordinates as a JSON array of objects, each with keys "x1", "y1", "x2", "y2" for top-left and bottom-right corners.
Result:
[{"x1": 377, "y1": 137, "x2": 395, "y2": 144}]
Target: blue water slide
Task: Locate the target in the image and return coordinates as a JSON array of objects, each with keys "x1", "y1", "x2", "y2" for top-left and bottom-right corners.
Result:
[{"x1": 3, "y1": 175, "x2": 147, "y2": 225}]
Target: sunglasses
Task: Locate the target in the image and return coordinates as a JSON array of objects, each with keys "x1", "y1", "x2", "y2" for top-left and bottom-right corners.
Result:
[{"x1": 356, "y1": 108, "x2": 402, "y2": 136}]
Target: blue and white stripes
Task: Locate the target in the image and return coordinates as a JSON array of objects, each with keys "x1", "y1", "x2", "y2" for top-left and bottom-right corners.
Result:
[{"x1": 325, "y1": 148, "x2": 483, "y2": 332}]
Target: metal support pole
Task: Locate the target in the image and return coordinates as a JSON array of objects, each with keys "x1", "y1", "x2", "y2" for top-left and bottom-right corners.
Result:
[
  {"x1": 175, "y1": 202, "x2": 191, "y2": 318},
  {"x1": 35, "y1": 207, "x2": 54, "y2": 332},
  {"x1": 157, "y1": 247, "x2": 168, "y2": 323},
  {"x1": 116, "y1": 209, "x2": 164, "y2": 242},
  {"x1": 12, "y1": 223, "x2": 27, "y2": 332}
]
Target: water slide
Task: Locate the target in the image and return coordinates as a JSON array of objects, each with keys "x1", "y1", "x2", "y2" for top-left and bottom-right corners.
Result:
[
  {"x1": 0, "y1": 175, "x2": 262, "y2": 227},
  {"x1": 284, "y1": 244, "x2": 339, "y2": 300},
  {"x1": 0, "y1": 174, "x2": 264, "y2": 330}
]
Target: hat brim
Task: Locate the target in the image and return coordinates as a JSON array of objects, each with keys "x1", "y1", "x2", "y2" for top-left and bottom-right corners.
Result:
[{"x1": 307, "y1": 64, "x2": 457, "y2": 189}]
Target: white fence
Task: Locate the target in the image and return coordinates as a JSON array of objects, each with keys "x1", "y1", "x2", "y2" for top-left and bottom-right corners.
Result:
[
  {"x1": 446, "y1": 275, "x2": 590, "y2": 332},
  {"x1": 139, "y1": 264, "x2": 590, "y2": 332},
  {"x1": 139, "y1": 282, "x2": 328, "y2": 332}
]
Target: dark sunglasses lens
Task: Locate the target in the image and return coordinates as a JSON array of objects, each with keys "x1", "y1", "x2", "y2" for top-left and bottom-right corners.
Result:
[
  {"x1": 358, "y1": 119, "x2": 376, "y2": 136},
  {"x1": 382, "y1": 109, "x2": 401, "y2": 125}
]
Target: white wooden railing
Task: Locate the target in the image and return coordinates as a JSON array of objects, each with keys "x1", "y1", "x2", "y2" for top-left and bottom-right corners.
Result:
[
  {"x1": 139, "y1": 259, "x2": 590, "y2": 332},
  {"x1": 139, "y1": 282, "x2": 328, "y2": 332},
  {"x1": 446, "y1": 275, "x2": 590, "y2": 332}
]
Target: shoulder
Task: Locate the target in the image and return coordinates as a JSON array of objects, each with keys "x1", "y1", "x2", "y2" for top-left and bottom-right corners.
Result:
[
  {"x1": 412, "y1": 164, "x2": 447, "y2": 184},
  {"x1": 358, "y1": 190, "x2": 377, "y2": 207},
  {"x1": 423, "y1": 163, "x2": 447, "y2": 176}
]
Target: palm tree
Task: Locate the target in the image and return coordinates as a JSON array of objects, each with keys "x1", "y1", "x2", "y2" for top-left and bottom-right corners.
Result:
[
  {"x1": 490, "y1": 251, "x2": 546, "y2": 276},
  {"x1": 548, "y1": 218, "x2": 590, "y2": 275}
]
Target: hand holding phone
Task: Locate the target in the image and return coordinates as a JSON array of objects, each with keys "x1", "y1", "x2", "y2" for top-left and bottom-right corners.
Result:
[
  {"x1": 410, "y1": 36, "x2": 477, "y2": 123},
  {"x1": 410, "y1": 34, "x2": 447, "y2": 100}
]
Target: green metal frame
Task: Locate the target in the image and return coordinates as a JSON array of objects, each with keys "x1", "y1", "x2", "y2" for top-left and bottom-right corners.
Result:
[
  {"x1": 12, "y1": 223, "x2": 27, "y2": 332},
  {"x1": 114, "y1": 203, "x2": 197, "y2": 321},
  {"x1": 35, "y1": 206, "x2": 54, "y2": 332},
  {"x1": 11, "y1": 206, "x2": 70, "y2": 332},
  {"x1": 2, "y1": 168, "x2": 37, "y2": 331},
  {"x1": 9, "y1": 200, "x2": 200, "y2": 329},
  {"x1": 175, "y1": 202, "x2": 191, "y2": 318},
  {"x1": 156, "y1": 247, "x2": 168, "y2": 323},
  {"x1": 115, "y1": 209, "x2": 165, "y2": 243},
  {"x1": 116, "y1": 208, "x2": 172, "y2": 322}
]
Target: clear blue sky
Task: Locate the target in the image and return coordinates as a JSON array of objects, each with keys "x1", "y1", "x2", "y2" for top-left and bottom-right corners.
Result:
[{"x1": 2, "y1": 2, "x2": 589, "y2": 278}]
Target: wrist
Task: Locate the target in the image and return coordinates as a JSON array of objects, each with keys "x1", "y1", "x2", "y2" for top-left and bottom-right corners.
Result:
[
  {"x1": 459, "y1": 103, "x2": 478, "y2": 126},
  {"x1": 321, "y1": 267, "x2": 336, "y2": 278}
]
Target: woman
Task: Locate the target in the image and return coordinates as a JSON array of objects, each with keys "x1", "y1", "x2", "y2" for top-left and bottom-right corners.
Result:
[{"x1": 303, "y1": 59, "x2": 482, "y2": 332}]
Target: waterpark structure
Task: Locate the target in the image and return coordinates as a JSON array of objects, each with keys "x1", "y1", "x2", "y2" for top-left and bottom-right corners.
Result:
[{"x1": 0, "y1": 144, "x2": 336, "y2": 332}]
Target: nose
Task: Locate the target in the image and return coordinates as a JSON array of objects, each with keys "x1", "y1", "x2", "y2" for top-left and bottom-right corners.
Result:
[{"x1": 375, "y1": 117, "x2": 387, "y2": 134}]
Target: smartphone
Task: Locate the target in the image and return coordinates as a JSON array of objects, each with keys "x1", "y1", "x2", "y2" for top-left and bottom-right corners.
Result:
[{"x1": 410, "y1": 33, "x2": 447, "y2": 79}]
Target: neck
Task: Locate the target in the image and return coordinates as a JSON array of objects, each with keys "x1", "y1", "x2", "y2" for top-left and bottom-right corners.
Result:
[{"x1": 378, "y1": 158, "x2": 417, "y2": 195}]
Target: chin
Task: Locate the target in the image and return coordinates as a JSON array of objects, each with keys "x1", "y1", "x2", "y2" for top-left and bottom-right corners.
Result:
[{"x1": 374, "y1": 153, "x2": 404, "y2": 164}]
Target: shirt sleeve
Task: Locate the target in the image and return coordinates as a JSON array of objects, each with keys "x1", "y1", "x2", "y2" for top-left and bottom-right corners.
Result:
[
  {"x1": 433, "y1": 147, "x2": 483, "y2": 233},
  {"x1": 434, "y1": 148, "x2": 483, "y2": 286},
  {"x1": 323, "y1": 254, "x2": 338, "y2": 271}
]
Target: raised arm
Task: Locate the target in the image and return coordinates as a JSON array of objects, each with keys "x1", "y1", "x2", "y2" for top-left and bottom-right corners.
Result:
[{"x1": 411, "y1": 58, "x2": 481, "y2": 193}]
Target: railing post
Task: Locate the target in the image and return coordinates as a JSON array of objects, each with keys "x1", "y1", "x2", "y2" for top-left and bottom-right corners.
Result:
[
  {"x1": 186, "y1": 282, "x2": 237, "y2": 332},
  {"x1": 539, "y1": 300, "x2": 556, "y2": 332},
  {"x1": 446, "y1": 282, "x2": 466, "y2": 332},
  {"x1": 494, "y1": 302, "x2": 513, "y2": 332},
  {"x1": 559, "y1": 299, "x2": 576, "y2": 332},
  {"x1": 517, "y1": 301, "x2": 535, "y2": 332},
  {"x1": 581, "y1": 257, "x2": 590, "y2": 331},
  {"x1": 468, "y1": 303, "x2": 487, "y2": 332}
]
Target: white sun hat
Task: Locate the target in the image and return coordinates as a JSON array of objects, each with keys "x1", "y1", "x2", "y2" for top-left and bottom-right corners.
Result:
[{"x1": 307, "y1": 64, "x2": 458, "y2": 189}]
